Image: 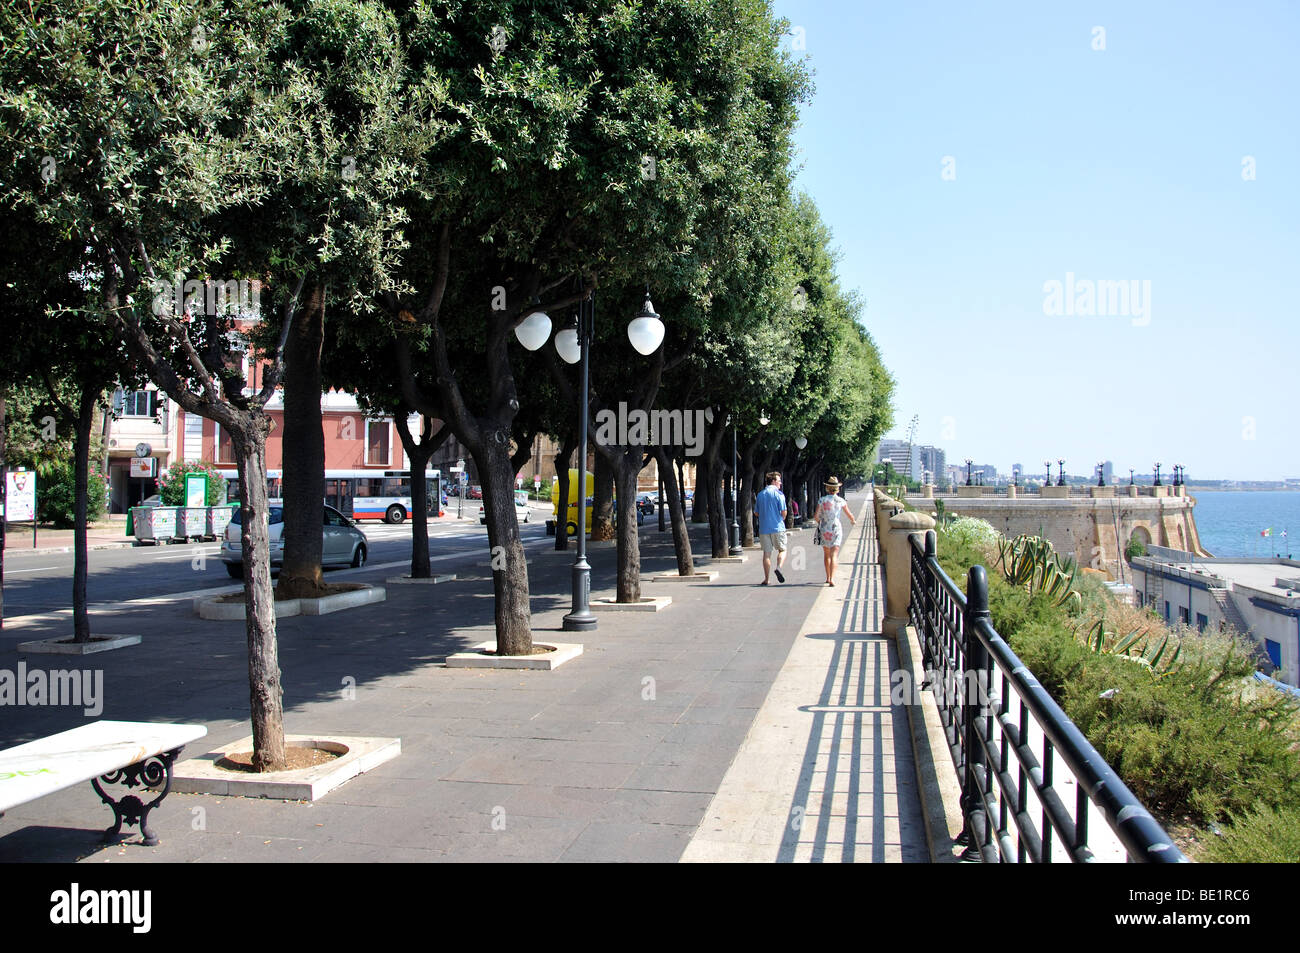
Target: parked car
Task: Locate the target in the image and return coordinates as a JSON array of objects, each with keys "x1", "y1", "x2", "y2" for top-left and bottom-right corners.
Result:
[
  {"x1": 467, "y1": 485, "x2": 483, "y2": 500},
  {"x1": 479, "y1": 492, "x2": 531, "y2": 525},
  {"x1": 636, "y1": 493, "x2": 657, "y2": 518},
  {"x1": 220, "y1": 504, "x2": 368, "y2": 578}
]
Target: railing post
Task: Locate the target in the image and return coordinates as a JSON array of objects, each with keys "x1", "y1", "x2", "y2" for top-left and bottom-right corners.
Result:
[
  {"x1": 960, "y1": 564, "x2": 991, "y2": 860},
  {"x1": 921, "y1": 530, "x2": 937, "y2": 669}
]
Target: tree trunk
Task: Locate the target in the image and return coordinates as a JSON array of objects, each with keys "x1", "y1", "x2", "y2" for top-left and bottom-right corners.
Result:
[
  {"x1": 395, "y1": 414, "x2": 447, "y2": 579},
  {"x1": 614, "y1": 450, "x2": 642, "y2": 602},
  {"x1": 408, "y1": 443, "x2": 433, "y2": 578},
  {"x1": 0, "y1": 393, "x2": 5, "y2": 627},
  {"x1": 233, "y1": 423, "x2": 287, "y2": 771},
  {"x1": 692, "y1": 456, "x2": 709, "y2": 523},
  {"x1": 554, "y1": 433, "x2": 575, "y2": 549},
  {"x1": 707, "y1": 456, "x2": 728, "y2": 557},
  {"x1": 738, "y1": 442, "x2": 756, "y2": 548},
  {"x1": 655, "y1": 446, "x2": 694, "y2": 575},
  {"x1": 277, "y1": 283, "x2": 327, "y2": 599},
  {"x1": 71, "y1": 384, "x2": 94, "y2": 643},
  {"x1": 473, "y1": 438, "x2": 532, "y2": 656},
  {"x1": 592, "y1": 452, "x2": 614, "y2": 541}
]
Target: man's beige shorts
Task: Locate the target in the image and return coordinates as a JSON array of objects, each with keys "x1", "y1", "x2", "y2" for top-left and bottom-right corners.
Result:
[{"x1": 760, "y1": 528, "x2": 787, "y2": 555}]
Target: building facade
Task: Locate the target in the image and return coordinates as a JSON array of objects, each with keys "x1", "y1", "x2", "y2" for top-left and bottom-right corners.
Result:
[{"x1": 1130, "y1": 547, "x2": 1300, "y2": 685}]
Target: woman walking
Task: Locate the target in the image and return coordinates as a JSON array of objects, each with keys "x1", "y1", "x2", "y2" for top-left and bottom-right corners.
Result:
[{"x1": 816, "y1": 476, "x2": 856, "y2": 586}]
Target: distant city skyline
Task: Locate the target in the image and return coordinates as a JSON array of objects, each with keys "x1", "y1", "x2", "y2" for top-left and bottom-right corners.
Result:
[{"x1": 773, "y1": 0, "x2": 1298, "y2": 481}]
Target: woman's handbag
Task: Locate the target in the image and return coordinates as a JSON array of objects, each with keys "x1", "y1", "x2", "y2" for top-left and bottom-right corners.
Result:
[{"x1": 814, "y1": 523, "x2": 822, "y2": 546}]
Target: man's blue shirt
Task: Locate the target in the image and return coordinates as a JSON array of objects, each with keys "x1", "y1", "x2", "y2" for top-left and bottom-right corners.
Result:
[{"x1": 755, "y1": 485, "x2": 787, "y2": 535}]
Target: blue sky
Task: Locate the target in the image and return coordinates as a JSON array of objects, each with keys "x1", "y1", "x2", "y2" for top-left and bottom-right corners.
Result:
[{"x1": 770, "y1": 0, "x2": 1298, "y2": 481}]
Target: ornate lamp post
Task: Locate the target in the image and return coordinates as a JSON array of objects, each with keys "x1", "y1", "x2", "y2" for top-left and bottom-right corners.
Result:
[
  {"x1": 1129, "y1": 467, "x2": 1135, "y2": 486},
  {"x1": 1057, "y1": 458, "x2": 1066, "y2": 487},
  {"x1": 965, "y1": 458, "x2": 973, "y2": 486},
  {"x1": 548, "y1": 287, "x2": 665, "y2": 632},
  {"x1": 1012, "y1": 467, "x2": 1019, "y2": 488},
  {"x1": 1097, "y1": 461, "x2": 1106, "y2": 487},
  {"x1": 1044, "y1": 460, "x2": 1052, "y2": 488},
  {"x1": 1153, "y1": 462, "x2": 1162, "y2": 486}
]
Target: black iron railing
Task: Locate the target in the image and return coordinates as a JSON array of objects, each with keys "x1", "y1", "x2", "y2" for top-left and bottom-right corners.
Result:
[{"x1": 908, "y1": 529, "x2": 1185, "y2": 863}]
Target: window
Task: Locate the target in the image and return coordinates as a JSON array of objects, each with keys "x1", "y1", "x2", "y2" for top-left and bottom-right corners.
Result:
[
  {"x1": 216, "y1": 424, "x2": 235, "y2": 464},
  {"x1": 1196, "y1": 613, "x2": 1208, "y2": 632},
  {"x1": 365, "y1": 420, "x2": 390, "y2": 466},
  {"x1": 1178, "y1": 606, "x2": 1189, "y2": 625},
  {"x1": 355, "y1": 478, "x2": 384, "y2": 498},
  {"x1": 1164, "y1": 601, "x2": 1171, "y2": 622},
  {"x1": 115, "y1": 389, "x2": 157, "y2": 418}
]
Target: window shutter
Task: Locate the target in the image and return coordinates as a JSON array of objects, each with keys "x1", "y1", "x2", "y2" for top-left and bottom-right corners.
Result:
[{"x1": 112, "y1": 388, "x2": 125, "y2": 415}]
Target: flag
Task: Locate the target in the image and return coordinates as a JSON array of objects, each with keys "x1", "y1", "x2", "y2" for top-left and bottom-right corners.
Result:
[{"x1": 1262, "y1": 528, "x2": 1272, "y2": 537}]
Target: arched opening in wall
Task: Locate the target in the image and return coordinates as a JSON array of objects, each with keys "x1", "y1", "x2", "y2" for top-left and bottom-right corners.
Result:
[{"x1": 1127, "y1": 526, "x2": 1152, "y2": 559}]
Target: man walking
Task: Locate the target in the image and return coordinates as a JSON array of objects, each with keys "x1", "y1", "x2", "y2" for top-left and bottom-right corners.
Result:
[{"x1": 755, "y1": 471, "x2": 788, "y2": 585}]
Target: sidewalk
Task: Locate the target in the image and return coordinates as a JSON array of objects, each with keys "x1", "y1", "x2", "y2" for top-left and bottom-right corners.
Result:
[
  {"x1": 3, "y1": 516, "x2": 137, "y2": 555},
  {"x1": 0, "y1": 494, "x2": 931, "y2": 863}
]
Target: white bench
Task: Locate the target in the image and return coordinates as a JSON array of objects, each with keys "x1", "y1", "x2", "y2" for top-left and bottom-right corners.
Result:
[{"x1": 0, "y1": 720, "x2": 207, "y2": 847}]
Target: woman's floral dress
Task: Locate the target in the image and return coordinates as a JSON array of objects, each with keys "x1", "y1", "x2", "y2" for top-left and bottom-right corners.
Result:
[{"x1": 816, "y1": 494, "x2": 848, "y2": 548}]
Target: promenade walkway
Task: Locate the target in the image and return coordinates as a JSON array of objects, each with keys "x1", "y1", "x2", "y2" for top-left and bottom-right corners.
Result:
[
  {"x1": 682, "y1": 510, "x2": 927, "y2": 861},
  {"x1": 0, "y1": 494, "x2": 931, "y2": 863}
]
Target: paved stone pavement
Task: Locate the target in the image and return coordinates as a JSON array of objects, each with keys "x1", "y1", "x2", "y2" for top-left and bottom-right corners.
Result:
[{"x1": 0, "y1": 493, "x2": 929, "y2": 863}]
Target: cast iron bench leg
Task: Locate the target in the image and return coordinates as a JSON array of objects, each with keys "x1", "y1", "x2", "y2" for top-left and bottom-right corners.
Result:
[{"x1": 91, "y1": 747, "x2": 182, "y2": 847}]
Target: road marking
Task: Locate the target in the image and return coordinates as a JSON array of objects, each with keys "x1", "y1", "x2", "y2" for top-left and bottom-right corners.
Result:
[
  {"x1": 4, "y1": 566, "x2": 58, "y2": 574},
  {"x1": 0, "y1": 534, "x2": 557, "y2": 627}
]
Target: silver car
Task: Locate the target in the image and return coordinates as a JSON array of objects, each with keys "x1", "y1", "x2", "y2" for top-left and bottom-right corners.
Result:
[{"x1": 220, "y1": 504, "x2": 368, "y2": 578}]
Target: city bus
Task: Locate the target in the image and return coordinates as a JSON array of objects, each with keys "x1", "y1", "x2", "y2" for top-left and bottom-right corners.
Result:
[{"x1": 217, "y1": 469, "x2": 444, "y2": 523}]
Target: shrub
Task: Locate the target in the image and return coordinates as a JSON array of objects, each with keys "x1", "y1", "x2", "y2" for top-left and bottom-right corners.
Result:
[
  {"x1": 1199, "y1": 804, "x2": 1300, "y2": 863},
  {"x1": 1060, "y1": 629, "x2": 1300, "y2": 824},
  {"x1": 157, "y1": 460, "x2": 225, "y2": 505},
  {"x1": 36, "y1": 461, "x2": 108, "y2": 528},
  {"x1": 945, "y1": 516, "x2": 999, "y2": 550},
  {"x1": 935, "y1": 526, "x2": 1300, "y2": 847}
]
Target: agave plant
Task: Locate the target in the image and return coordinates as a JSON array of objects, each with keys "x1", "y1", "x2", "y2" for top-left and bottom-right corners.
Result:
[
  {"x1": 996, "y1": 534, "x2": 1081, "y2": 610},
  {"x1": 1077, "y1": 616, "x2": 1182, "y2": 677}
]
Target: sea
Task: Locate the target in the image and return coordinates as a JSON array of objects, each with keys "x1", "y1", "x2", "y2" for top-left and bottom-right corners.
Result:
[{"x1": 1189, "y1": 490, "x2": 1300, "y2": 558}]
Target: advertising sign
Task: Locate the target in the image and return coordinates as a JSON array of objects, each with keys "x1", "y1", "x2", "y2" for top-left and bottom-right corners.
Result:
[
  {"x1": 5, "y1": 470, "x2": 36, "y2": 521},
  {"x1": 184, "y1": 473, "x2": 208, "y2": 508},
  {"x1": 130, "y1": 457, "x2": 158, "y2": 478}
]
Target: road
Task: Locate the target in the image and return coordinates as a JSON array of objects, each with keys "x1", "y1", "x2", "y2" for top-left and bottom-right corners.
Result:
[{"x1": 0, "y1": 508, "x2": 552, "y2": 618}]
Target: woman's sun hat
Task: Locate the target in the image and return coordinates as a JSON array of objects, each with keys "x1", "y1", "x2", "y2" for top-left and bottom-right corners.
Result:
[{"x1": 823, "y1": 476, "x2": 842, "y2": 492}]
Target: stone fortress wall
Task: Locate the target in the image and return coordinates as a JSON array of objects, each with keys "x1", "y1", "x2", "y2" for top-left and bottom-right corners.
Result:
[{"x1": 906, "y1": 485, "x2": 1207, "y2": 581}]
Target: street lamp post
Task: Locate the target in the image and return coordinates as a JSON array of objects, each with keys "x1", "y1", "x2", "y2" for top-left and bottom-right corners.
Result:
[
  {"x1": 456, "y1": 457, "x2": 465, "y2": 519},
  {"x1": 1043, "y1": 460, "x2": 1051, "y2": 489},
  {"x1": 560, "y1": 293, "x2": 596, "y2": 632},
  {"x1": 1153, "y1": 462, "x2": 1162, "y2": 486},
  {"x1": 1013, "y1": 467, "x2": 1019, "y2": 488},
  {"x1": 965, "y1": 458, "x2": 973, "y2": 486},
  {"x1": 1057, "y1": 459, "x2": 1066, "y2": 487},
  {"x1": 551, "y1": 286, "x2": 664, "y2": 631},
  {"x1": 1097, "y1": 461, "x2": 1106, "y2": 488},
  {"x1": 1129, "y1": 468, "x2": 1135, "y2": 486}
]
